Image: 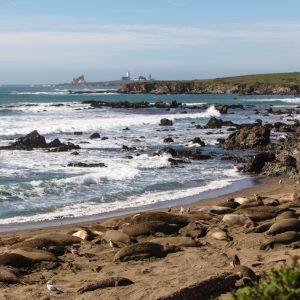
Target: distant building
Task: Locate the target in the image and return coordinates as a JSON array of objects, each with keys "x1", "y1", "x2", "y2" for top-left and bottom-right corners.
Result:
[
  {"x1": 121, "y1": 71, "x2": 131, "y2": 81},
  {"x1": 72, "y1": 75, "x2": 86, "y2": 84}
]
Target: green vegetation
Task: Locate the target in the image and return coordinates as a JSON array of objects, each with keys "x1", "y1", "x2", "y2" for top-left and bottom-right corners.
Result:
[
  {"x1": 198, "y1": 72, "x2": 300, "y2": 85},
  {"x1": 227, "y1": 266, "x2": 300, "y2": 300}
]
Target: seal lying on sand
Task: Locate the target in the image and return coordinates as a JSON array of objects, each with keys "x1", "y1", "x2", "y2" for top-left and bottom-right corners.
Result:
[
  {"x1": 0, "y1": 267, "x2": 27, "y2": 284},
  {"x1": 102, "y1": 230, "x2": 136, "y2": 245},
  {"x1": 260, "y1": 231, "x2": 300, "y2": 250},
  {"x1": 246, "y1": 221, "x2": 274, "y2": 233},
  {"x1": 10, "y1": 233, "x2": 82, "y2": 250},
  {"x1": 231, "y1": 255, "x2": 258, "y2": 285},
  {"x1": 275, "y1": 211, "x2": 298, "y2": 221},
  {"x1": 131, "y1": 212, "x2": 189, "y2": 227},
  {"x1": 121, "y1": 221, "x2": 179, "y2": 237},
  {"x1": 150, "y1": 237, "x2": 203, "y2": 248},
  {"x1": 266, "y1": 219, "x2": 300, "y2": 235},
  {"x1": 0, "y1": 253, "x2": 34, "y2": 268},
  {"x1": 113, "y1": 242, "x2": 181, "y2": 262},
  {"x1": 10, "y1": 247, "x2": 57, "y2": 262},
  {"x1": 222, "y1": 214, "x2": 252, "y2": 227}
]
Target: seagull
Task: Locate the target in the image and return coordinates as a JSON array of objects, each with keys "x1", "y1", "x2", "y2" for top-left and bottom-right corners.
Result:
[
  {"x1": 180, "y1": 206, "x2": 185, "y2": 214},
  {"x1": 70, "y1": 245, "x2": 80, "y2": 256},
  {"x1": 279, "y1": 179, "x2": 282, "y2": 185},
  {"x1": 109, "y1": 239, "x2": 118, "y2": 251},
  {"x1": 47, "y1": 280, "x2": 62, "y2": 294}
]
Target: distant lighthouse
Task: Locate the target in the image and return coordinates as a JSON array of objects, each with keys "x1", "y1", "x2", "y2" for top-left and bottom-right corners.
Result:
[{"x1": 121, "y1": 71, "x2": 131, "y2": 81}]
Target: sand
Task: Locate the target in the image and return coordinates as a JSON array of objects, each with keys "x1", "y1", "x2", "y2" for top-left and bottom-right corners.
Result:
[{"x1": 0, "y1": 176, "x2": 299, "y2": 300}]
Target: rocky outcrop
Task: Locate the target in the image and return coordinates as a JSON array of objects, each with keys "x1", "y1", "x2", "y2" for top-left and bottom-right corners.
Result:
[
  {"x1": 206, "y1": 117, "x2": 223, "y2": 128},
  {"x1": 223, "y1": 125, "x2": 270, "y2": 149},
  {"x1": 67, "y1": 162, "x2": 106, "y2": 168},
  {"x1": 90, "y1": 132, "x2": 100, "y2": 139},
  {"x1": 0, "y1": 131, "x2": 80, "y2": 152},
  {"x1": 244, "y1": 152, "x2": 276, "y2": 173},
  {"x1": 157, "y1": 147, "x2": 211, "y2": 160},
  {"x1": 118, "y1": 80, "x2": 300, "y2": 95}
]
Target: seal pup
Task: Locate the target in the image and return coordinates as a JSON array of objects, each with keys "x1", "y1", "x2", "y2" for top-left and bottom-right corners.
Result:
[
  {"x1": 207, "y1": 228, "x2": 232, "y2": 241},
  {"x1": 47, "y1": 280, "x2": 63, "y2": 294},
  {"x1": 0, "y1": 267, "x2": 27, "y2": 284}
]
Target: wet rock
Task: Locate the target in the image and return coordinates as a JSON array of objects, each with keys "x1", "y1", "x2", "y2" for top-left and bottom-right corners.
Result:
[
  {"x1": 67, "y1": 162, "x2": 106, "y2": 168},
  {"x1": 48, "y1": 142, "x2": 80, "y2": 152},
  {"x1": 206, "y1": 117, "x2": 223, "y2": 128},
  {"x1": 90, "y1": 132, "x2": 100, "y2": 139},
  {"x1": 164, "y1": 137, "x2": 174, "y2": 143},
  {"x1": 223, "y1": 124, "x2": 270, "y2": 149},
  {"x1": 160, "y1": 118, "x2": 173, "y2": 126},
  {"x1": 190, "y1": 137, "x2": 205, "y2": 146},
  {"x1": 15, "y1": 130, "x2": 47, "y2": 149},
  {"x1": 244, "y1": 152, "x2": 276, "y2": 173},
  {"x1": 74, "y1": 132, "x2": 83, "y2": 135},
  {"x1": 215, "y1": 105, "x2": 228, "y2": 114}
]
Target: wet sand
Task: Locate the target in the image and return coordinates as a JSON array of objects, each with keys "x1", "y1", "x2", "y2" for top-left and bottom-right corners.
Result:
[{"x1": 0, "y1": 176, "x2": 299, "y2": 300}]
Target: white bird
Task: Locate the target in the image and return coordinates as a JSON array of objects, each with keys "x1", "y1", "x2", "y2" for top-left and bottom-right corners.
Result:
[
  {"x1": 180, "y1": 206, "x2": 185, "y2": 214},
  {"x1": 70, "y1": 245, "x2": 80, "y2": 256},
  {"x1": 109, "y1": 239, "x2": 118, "y2": 251},
  {"x1": 279, "y1": 179, "x2": 282, "y2": 185},
  {"x1": 47, "y1": 280, "x2": 62, "y2": 293}
]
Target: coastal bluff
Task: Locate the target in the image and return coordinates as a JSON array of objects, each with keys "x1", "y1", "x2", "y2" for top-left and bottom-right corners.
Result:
[{"x1": 119, "y1": 72, "x2": 300, "y2": 95}]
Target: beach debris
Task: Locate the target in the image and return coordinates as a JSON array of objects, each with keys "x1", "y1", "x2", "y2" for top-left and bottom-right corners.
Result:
[{"x1": 77, "y1": 277, "x2": 134, "y2": 293}]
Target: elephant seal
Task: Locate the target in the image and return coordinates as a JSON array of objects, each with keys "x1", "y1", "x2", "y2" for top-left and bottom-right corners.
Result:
[
  {"x1": 88, "y1": 224, "x2": 108, "y2": 236},
  {"x1": 10, "y1": 233, "x2": 81, "y2": 250},
  {"x1": 150, "y1": 237, "x2": 203, "y2": 248},
  {"x1": 131, "y1": 212, "x2": 189, "y2": 227},
  {"x1": 276, "y1": 211, "x2": 298, "y2": 221},
  {"x1": 0, "y1": 253, "x2": 34, "y2": 268},
  {"x1": 222, "y1": 214, "x2": 253, "y2": 227},
  {"x1": 0, "y1": 267, "x2": 27, "y2": 284},
  {"x1": 72, "y1": 229, "x2": 94, "y2": 241},
  {"x1": 234, "y1": 209, "x2": 277, "y2": 222},
  {"x1": 260, "y1": 231, "x2": 300, "y2": 250},
  {"x1": 207, "y1": 229, "x2": 232, "y2": 241},
  {"x1": 10, "y1": 247, "x2": 57, "y2": 262},
  {"x1": 234, "y1": 197, "x2": 252, "y2": 205},
  {"x1": 102, "y1": 230, "x2": 135, "y2": 245},
  {"x1": 218, "y1": 199, "x2": 240, "y2": 209},
  {"x1": 231, "y1": 255, "x2": 258, "y2": 284},
  {"x1": 246, "y1": 221, "x2": 274, "y2": 233},
  {"x1": 121, "y1": 221, "x2": 179, "y2": 237},
  {"x1": 113, "y1": 242, "x2": 181, "y2": 262},
  {"x1": 179, "y1": 221, "x2": 207, "y2": 238},
  {"x1": 266, "y1": 219, "x2": 300, "y2": 235},
  {"x1": 199, "y1": 206, "x2": 234, "y2": 215}
]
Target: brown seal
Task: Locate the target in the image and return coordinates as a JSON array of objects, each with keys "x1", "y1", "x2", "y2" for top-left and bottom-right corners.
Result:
[
  {"x1": 114, "y1": 242, "x2": 181, "y2": 262},
  {"x1": 266, "y1": 218, "x2": 300, "y2": 235},
  {"x1": 260, "y1": 231, "x2": 300, "y2": 250}
]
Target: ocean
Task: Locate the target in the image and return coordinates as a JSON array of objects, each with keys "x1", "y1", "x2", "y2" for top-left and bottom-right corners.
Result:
[{"x1": 0, "y1": 84, "x2": 299, "y2": 228}]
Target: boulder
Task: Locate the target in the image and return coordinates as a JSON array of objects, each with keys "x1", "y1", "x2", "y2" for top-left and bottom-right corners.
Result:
[
  {"x1": 244, "y1": 152, "x2": 276, "y2": 173},
  {"x1": 206, "y1": 117, "x2": 223, "y2": 128},
  {"x1": 223, "y1": 124, "x2": 270, "y2": 149},
  {"x1": 90, "y1": 132, "x2": 100, "y2": 139},
  {"x1": 163, "y1": 137, "x2": 174, "y2": 143},
  {"x1": 160, "y1": 118, "x2": 173, "y2": 126},
  {"x1": 215, "y1": 105, "x2": 228, "y2": 114},
  {"x1": 15, "y1": 130, "x2": 47, "y2": 149},
  {"x1": 191, "y1": 137, "x2": 205, "y2": 146}
]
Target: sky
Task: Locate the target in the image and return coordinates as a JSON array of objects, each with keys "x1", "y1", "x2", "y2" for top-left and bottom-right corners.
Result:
[{"x1": 0, "y1": 0, "x2": 300, "y2": 84}]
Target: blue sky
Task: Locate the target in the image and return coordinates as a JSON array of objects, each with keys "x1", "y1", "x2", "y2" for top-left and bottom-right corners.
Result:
[{"x1": 0, "y1": 0, "x2": 300, "y2": 83}]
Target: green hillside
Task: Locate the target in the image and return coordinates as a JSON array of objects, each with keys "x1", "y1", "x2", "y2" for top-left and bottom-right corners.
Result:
[{"x1": 194, "y1": 72, "x2": 300, "y2": 85}]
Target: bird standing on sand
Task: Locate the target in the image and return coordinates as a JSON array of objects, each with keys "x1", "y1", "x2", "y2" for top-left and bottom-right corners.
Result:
[
  {"x1": 109, "y1": 239, "x2": 118, "y2": 251},
  {"x1": 279, "y1": 179, "x2": 282, "y2": 185},
  {"x1": 47, "y1": 280, "x2": 62, "y2": 294},
  {"x1": 70, "y1": 245, "x2": 80, "y2": 256},
  {"x1": 180, "y1": 206, "x2": 185, "y2": 214}
]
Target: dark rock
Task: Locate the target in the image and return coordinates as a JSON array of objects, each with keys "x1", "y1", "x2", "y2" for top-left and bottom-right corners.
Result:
[
  {"x1": 48, "y1": 142, "x2": 80, "y2": 152},
  {"x1": 160, "y1": 118, "x2": 173, "y2": 126},
  {"x1": 16, "y1": 130, "x2": 47, "y2": 148},
  {"x1": 71, "y1": 151, "x2": 79, "y2": 155},
  {"x1": 157, "y1": 147, "x2": 211, "y2": 160},
  {"x1": 48, "y1": 138, "x2": 62, "y2": 148},
  {"x1": 223, "y1": 124, "x2": 270, "y2": 149},
  {"x1": 215, "y1": 105, "x2": 228, "y2": 114},
  {"x1": 164, "y1": 137, "x2": 174, "y2": 143},
  {"x1": 90, "y1": 132, "x2": 100, "y2": 139},
  {"x1": 101, "y1": 137, "x2": 108, "y2": 140},
  {"x1": 168, "y1": 158, "x2": 190, "y2": 166},
  {"x1": 74, "y1": 132, "x2": 83, "y2": 135},
  {"x1": 244, "y1": 152, "x2": 276, "y2": 173},
  {"x1": 122, "y1": 145, "x2": 137, "y2": 151},
  {"x1": 67, "y1": 162, "x2": 106, "y2": 168},
  {"x1": 190, "y1": 137, "x2": 205, "y2": 146},
  {"x1": 206, "y1": 117, "x2": 223, "y2": 128}
]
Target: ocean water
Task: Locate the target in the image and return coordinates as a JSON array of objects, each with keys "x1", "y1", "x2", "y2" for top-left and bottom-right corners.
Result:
[{"x1": 0, "y1": 85, "x2": 299, "y2": 226}]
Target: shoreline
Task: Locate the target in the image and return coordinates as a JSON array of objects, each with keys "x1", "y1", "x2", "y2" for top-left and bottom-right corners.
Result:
[
  {"x1": 0, "y1": 175, "x2": 299, "y2": 300},
  {"x1": 0, "y1": 175, "x2": 258, "y2": 233}
]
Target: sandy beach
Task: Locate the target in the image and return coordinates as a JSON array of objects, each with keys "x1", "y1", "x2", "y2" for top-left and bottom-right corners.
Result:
[{"x1": 0, "y1": 175, "x2": 299, "y2": 300}]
